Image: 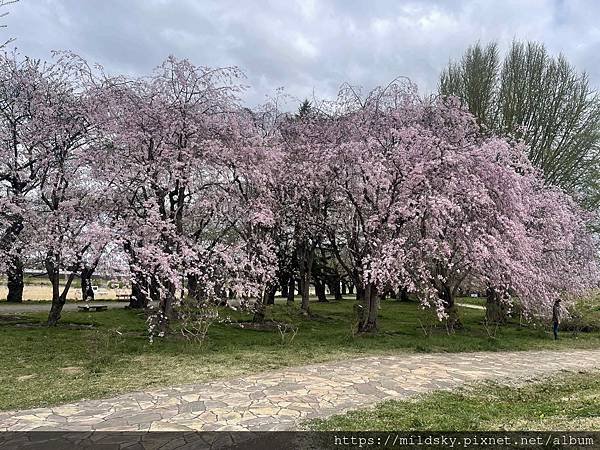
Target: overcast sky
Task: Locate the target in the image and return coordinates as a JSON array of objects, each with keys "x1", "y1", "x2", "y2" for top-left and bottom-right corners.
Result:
[{"x1": 5, "y1": 0, "x2": 600, "y2": 106}]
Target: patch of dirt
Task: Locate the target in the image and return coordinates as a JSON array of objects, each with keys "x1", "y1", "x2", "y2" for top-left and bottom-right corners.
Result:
[
  {"x1": 13, "y1": 322, "x2": 95, "y2": 330},
  {"x1": 59, "y1": 366, "x2": 84, "y2": 375},
  {"x1": 0, "y1": 314, "x2": 29, "y2": 324},
  {"x1": 17, "y1": 374, "x2": 36, "y2": 381}
]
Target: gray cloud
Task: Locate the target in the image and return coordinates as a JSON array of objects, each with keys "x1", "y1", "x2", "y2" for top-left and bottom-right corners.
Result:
[{"x1": 5, "y1": 0, "x2": 600, "y2": 106}]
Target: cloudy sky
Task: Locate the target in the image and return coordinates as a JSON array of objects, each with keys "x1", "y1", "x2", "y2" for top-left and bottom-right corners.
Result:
[{"x1": 5, "y1": 0, "x2": 600, "y2": 106}]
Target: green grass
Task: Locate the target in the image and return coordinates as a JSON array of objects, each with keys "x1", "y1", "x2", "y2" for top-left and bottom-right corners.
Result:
[
  {"x1": 1, "y1": 297, "x2": 599, "y2": 411},
  {"x1": 305, "y1": 371, "x2": 600, "y2": 431}
]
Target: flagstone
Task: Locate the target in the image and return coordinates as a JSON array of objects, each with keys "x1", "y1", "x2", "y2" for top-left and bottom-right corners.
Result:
[{"x1": 1, "y1": 349, "x2": 598, "y2": 432}]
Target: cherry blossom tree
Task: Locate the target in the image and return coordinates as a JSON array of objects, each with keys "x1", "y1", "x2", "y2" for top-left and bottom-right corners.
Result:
[
  {"x1": 271, "y1": 99, "x2": 338, "y2": 314},
  {"x1": 0, "y1": 51, "x2": 96, "y2": 307},
  {"x1": 19, "y1": 53, "x2": 110, "y2": 325},
  {"x1": 327, "y1": 81, "x2": 441, "y2": 332},
  {"x1": 326, "y1": 84, "x2": 598, "y2": 332},
  {"x1": 94, "y1": 57, "x2": 279, "y2": 334}
]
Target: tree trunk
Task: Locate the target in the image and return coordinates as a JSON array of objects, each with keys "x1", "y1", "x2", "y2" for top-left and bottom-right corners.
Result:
[
  {"x1": 399, "y1": 287, "x2": 409, "y2": 302},
  {"x1": 486, "y1": 287, "x2": 509, "y2": 324},
  {"x1": 341, "y1": 281, "x2": 347, "y2": 296},
  {"x1": 129, "y1": 276, "x2": 148, "y2": 309},
  {"x1": 2, "y1": 218, "x2": 25, "y2": 303},
  {"x1": 357, "y1": 282, "x2": 379, "y2": 333},
  {"x1": 265, "y1": 285, "x2": 276, "y2": 305},
  {"x1": 47, "y1": 293, "x2": 65, "y2": 327},
  {"x1": 80, "y1": 266, "x2": 95, "y2": 301},
  {"x1": 348, "y1": 283, "x2": 354, "y2": 295},
  {"x1": 300, "y1": 273, "x2": 311, "y2": 313},
  {"x1": 440, "y1": 284, "x2": 462, "y2": 330},
  {"x1": 47, "y1": 263, "x2": 78, "y2": 326},
  {"x1": 149, "y1": 274, "x2": 161, "y2": 303},
  {"x1": 252, "y1": 301, "x2": 266, "y2": 323},
  {"x1": 314, "y1": 279, "x2": 328, "y2": 303},
  {"x1": 280, "y1": 274, "x2": 289, "y2": 298},
  {"x1": 329, "y1": 278, "x2": 343, "y2": 301},
  {"x1": 156, "y1": 278, "x2": 175, "y2": 335},
  {"x1": 6, "y1": 253, "x2": 24, "y2": 303},
  {"x1": 129, "y1": 270, "x2": 148, "y2": 309},
  {"x1": 355, "y1": 283, "x2": 364, "y2": 302},
  {"x1": 300, "y1": 274, "x2": 311, "y2": 312},
  {"x1": 46, "y1": 262, "x2": 62, "y2": 326},
  {"x1": 187, "y1": 273, "x2": 199, "y2": 300},
  {"x1": 252, "y1": 287, "x2": 272, "y2": 323},
  {"x1": 286, "y1": 276, "x2": 295, "y2": 304},
  {"x1": 297, "y1": 239, "x2": 315, "y2": 314}
]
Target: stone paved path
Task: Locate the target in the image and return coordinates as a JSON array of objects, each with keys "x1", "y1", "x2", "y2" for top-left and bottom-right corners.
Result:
[{"x1": 1, "y1": 349, "x2": 598, "y2": 432}]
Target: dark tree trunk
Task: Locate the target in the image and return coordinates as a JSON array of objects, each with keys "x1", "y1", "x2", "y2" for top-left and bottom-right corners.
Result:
[
  {"x1": 6, "y1": 253, "x2": 24, "y2": 303},
  {"x1": 47, "y1": 260, "x2": 78, "y2": 326},
  {"x1": 348, "y1": 283, "x2": 354, "y2": 295},
  {"x1": 187, "y1": 274, "x2": 198, "y2": 299},
  {"x1": 80, "y1": 266, "x2": 95, "y2": 301},
  {"x1": 47, "y1": 291, "x2": 64, "y2": 327},
  {"x1": 46, "y1": 259, "x2": 62, "y2": 326},
  {"x1": 357, "y1": 282, "x2": 379, "y2": 333},
  {"x1": 149, "y1": 275, "x2": 161, "y2": 303},
  {"x1": 280, "y1": 278, "x2": 289, "y2": 298},
  {"x1": 329, "y1": 278, "x2": 343, "y2": 301},
  {"x1": 215, "y1": 283, "x2": 227, "y2": 300},
  {"x1": 129, "y1": 275, "x2": 148, "y2": 308},
  {"x1": 341, "y1": 281, "x2": 347, "y2": 296},
  {"x1": 399, "y1": 288, "x2": 409, "y2": 302},
  {"x1": 440, "y1": 284, "x2": 462, "y2": 330},
  {"x1": 265, "y1": 284, "x2": 276, "y2": 305},
  {"x1": 128, "y1": 270, "x2": 149, "y2": 308},
  {"x1": 355, "y1": 283, "x2": 364, "y2": 302},
  {"x1": 252, "y1": 301, "x2": 266, "y2": 323},
  {"x1": 486, "y1": 287, "x2": 509, "y2": 324},
  {"x1": 314, "y1": 279, "x2": 328, "y2": 303},
  {"x1": 252, "y1": 287, "x2": 273, "y2": 323},
  {"x1": 124, "y1": 241, "x2": 148, "y2": 309},
  {"x1": 156, "y1": 278, "x2": 175, "y2": 334},
  {"x1": 300, "y1": 274, "x2": 311, "y2": 311},
  {"x1": 299, "y1": 274, "x2": 310, "y2": 313},
  {"x1": 286, "y1": 276, "x2": 295, "y2": 304},
  {"x1": 2, "y1": 219, "x2": 25, "y2": 303},
  {"x1": 298, "y1": 241, "x2": 313, "y2": 314}
]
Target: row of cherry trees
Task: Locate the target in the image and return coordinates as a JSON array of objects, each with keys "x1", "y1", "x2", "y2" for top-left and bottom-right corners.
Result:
[{"x1": 1, "y1": 51, "x2": 598, "y2": 332}]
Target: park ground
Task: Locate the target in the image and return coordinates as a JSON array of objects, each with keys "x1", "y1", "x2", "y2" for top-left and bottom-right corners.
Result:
[
  {"x1": 306, "y1": 371, "x2": 600, "y2": 431},
  {"x1": 1, "y1": 295, "x2": 600, "y2": 423}
]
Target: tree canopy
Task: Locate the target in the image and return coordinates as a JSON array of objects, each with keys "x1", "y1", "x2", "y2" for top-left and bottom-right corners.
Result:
[{"x1": 440, "y1": 40, "x2": 600, "y2": 208}]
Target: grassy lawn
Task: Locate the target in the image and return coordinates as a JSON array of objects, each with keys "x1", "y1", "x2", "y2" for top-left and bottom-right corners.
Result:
[
  {"x1": 0, "y1": 296, "x2": 599, "y2": 411},
  {"x1": 305, "y1": 371, "x2": 600, "y2": 431}
]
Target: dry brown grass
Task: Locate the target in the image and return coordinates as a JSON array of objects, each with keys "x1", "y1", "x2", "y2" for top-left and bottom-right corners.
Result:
[{"x1": 0, "y1": 285, "x2": 127, "y2": 301}]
